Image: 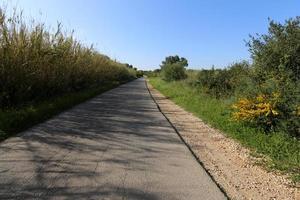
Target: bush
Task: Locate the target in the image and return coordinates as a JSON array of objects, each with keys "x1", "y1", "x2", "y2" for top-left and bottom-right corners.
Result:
[
  {"x1": 196, "y1": 62, "x2": 252, "y2": 98},
  {"x1": 232, "y1": 93, "x2": 280, "y2": 132},
  {"x1": 198, "y1": 68, "x2": 234, "y2": 98},
  {"x1": 162, "y1": 63, "x2": 187, "y2": 81},
  {"x1": 247, "y1": 17, "x2": 300, "y2": 137},
  {"x1": 275, "y1": 80, "x2": 300, "y2": 137}
]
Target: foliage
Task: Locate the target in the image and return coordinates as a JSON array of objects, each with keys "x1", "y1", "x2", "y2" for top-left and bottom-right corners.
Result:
[
  {"x1": 232, "y1": 93, "x2": 280, "y2": 132},
  {"x1": 125, "y1": 63, "x2": 134, "y2": 68},
  {"x1": 275, "y1": 80, "x2": 300, "y2": 137},
  {"x1": 246, "y1": 17, "x2": 300, "y2": 137},
  {"x1": 248, "y1": 17, "x2": 300, "y2": 82},
  {"x1": 160, "y1": 55, "x2": 188, "y2": 68},
  {"x1": 0, "y1": 7, "x2": 136, "y2": 109},
  {"x1": 193, "y1": 18, "x2": 300, "y2": 136},
  {"x1": 160, "y1": 55, "x2": 188, "y2": 81},
  {"x1": 196, "y1": 61, "x2": 252, "y2": 98},
  {"x1": 162, "y1": 63, "x2": 187, "y2": 81}
]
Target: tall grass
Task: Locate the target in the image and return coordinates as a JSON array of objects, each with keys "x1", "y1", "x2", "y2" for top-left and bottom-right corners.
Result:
[{"x1": 0, "y1": 7, "x2": 136, "y2": 109}]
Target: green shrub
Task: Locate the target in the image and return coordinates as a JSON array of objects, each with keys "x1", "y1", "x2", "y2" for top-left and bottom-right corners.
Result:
[
  {"x1": 197, "y1": 68, "x2": 230, "y2": 98},
  {"x1": 162, "y1": 63, "x2": 187, "y2": 81},
  {"x1": 247, "y1": 17, "x2": 300, "y2": 137},
  {"x1": 196, "y1": 61, "x2": 252, "y2": 98}
]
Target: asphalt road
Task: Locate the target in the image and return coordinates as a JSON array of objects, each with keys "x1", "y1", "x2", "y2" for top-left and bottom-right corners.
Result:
[{"x1": 0, "y1": 78, "x2": 226, "y2": 200}]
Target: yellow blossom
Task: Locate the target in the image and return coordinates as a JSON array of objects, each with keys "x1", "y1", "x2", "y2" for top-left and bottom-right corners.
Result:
[{"x1": 232, "y1": 94, "x2": 279, "y2": 122}]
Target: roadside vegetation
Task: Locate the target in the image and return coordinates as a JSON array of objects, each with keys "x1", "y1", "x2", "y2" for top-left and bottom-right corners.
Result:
[
  {"x1": 149, "y1": 17, "x2": 300, "y2": 182},
  {"x1": 0, "y1": 7, "x2": 137, "y2": 140}
]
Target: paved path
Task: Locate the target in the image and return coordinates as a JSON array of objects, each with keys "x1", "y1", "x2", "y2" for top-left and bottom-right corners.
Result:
[{"x1": 0, "y1": 78, "x2": 226, "y2": 200}]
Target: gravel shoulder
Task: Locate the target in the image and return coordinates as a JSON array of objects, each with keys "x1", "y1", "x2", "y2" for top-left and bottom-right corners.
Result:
[{"x1": 147, "y1": 80, "x2": 299, "y2": 200}]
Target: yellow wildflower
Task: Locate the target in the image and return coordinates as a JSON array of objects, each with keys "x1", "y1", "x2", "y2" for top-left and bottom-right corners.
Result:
[{"x1": 232, "y1": 94, "x2": 279, "y2": 122}]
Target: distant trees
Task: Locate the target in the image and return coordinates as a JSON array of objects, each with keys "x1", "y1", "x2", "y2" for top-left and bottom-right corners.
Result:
[
  {"x1": 136, "y1": 70, "x2": 144, "y2": 78},
  {"x1": 161, "y1": 55, "x2": 188, "y2": 67},
  {"x1": 124, "y1": 64, "x2": 144, "y2": 77},
  {"x1": 125, "y1": 64, "x2": 133, "y2": 69},
  {"x1": 160, "y1": 55, "x2": 188, "y2": 81}
]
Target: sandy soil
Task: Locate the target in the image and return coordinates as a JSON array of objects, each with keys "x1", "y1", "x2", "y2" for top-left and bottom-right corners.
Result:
[{"x1": 147, "y1": 81, "x2": 299, "y2": 200}]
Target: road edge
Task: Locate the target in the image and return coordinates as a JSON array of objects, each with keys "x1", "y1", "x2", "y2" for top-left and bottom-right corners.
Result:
[{"x1": 144, "y1": 79, "x2": 230, "y2": 200}]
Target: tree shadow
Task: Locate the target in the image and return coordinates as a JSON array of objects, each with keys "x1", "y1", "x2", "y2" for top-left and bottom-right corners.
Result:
[{"x1": 0, "y1": 79, "x2": 184, "y2": 199}]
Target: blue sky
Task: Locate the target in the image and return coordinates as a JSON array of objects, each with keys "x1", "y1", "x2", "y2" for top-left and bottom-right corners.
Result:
[{"x1": 5, "y1": 0, "x2": 300, "y2": 70}]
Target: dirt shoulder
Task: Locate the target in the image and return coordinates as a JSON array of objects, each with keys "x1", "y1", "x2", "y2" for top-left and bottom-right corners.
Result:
[{"x1": 147, "y1": 81, "x2": 299, "y2": 200}]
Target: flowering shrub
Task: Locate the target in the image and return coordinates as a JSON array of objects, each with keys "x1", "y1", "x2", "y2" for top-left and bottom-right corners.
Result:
[{"x1": 232, "y1": 93, "x2": 280, "y2": 132}]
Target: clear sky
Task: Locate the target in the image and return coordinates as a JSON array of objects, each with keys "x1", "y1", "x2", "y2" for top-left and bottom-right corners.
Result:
[{"x1": 5, "y1": 0, "x2": 300, "y2": 70}]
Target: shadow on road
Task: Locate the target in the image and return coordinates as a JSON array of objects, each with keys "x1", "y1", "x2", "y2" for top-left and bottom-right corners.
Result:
[
  {"x1": 0, "y1": 79, "x2": 226, "y2": 200},
  {"x1": 0, "y1": 79, "x2": 182, "y2": 200}
]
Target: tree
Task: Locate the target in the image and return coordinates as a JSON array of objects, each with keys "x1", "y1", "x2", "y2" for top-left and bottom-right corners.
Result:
[
  {"x1": 160, "y1": 55, "x2": 188, "y2": 81},
  {"x1": 125, "y1": 64, "x2": 133, "y2": 68},
  {"x1": 161, "y1": 55, "x2": 188, "y2": 69}
]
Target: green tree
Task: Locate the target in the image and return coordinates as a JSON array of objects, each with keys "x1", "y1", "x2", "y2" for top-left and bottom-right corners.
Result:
[
  {"x1": 161, "y1": 55, "x2": 188, "y2": 69},
  {"x1": 160, "y1": 55, "x2": 188, "y2": 81}
]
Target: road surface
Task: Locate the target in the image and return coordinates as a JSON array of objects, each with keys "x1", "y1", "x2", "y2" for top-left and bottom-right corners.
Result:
[{"x1": 0, "y1": 78, "x2": 226, "y2": 200}]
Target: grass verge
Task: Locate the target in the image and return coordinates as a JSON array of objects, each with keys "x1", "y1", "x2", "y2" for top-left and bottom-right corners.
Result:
[
  {"x1": 0, "y1": 81, "x2": 123, "y2": 141},
  {"x1": 149, "y1": 77, "x2": 300, "y2": 183}
]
